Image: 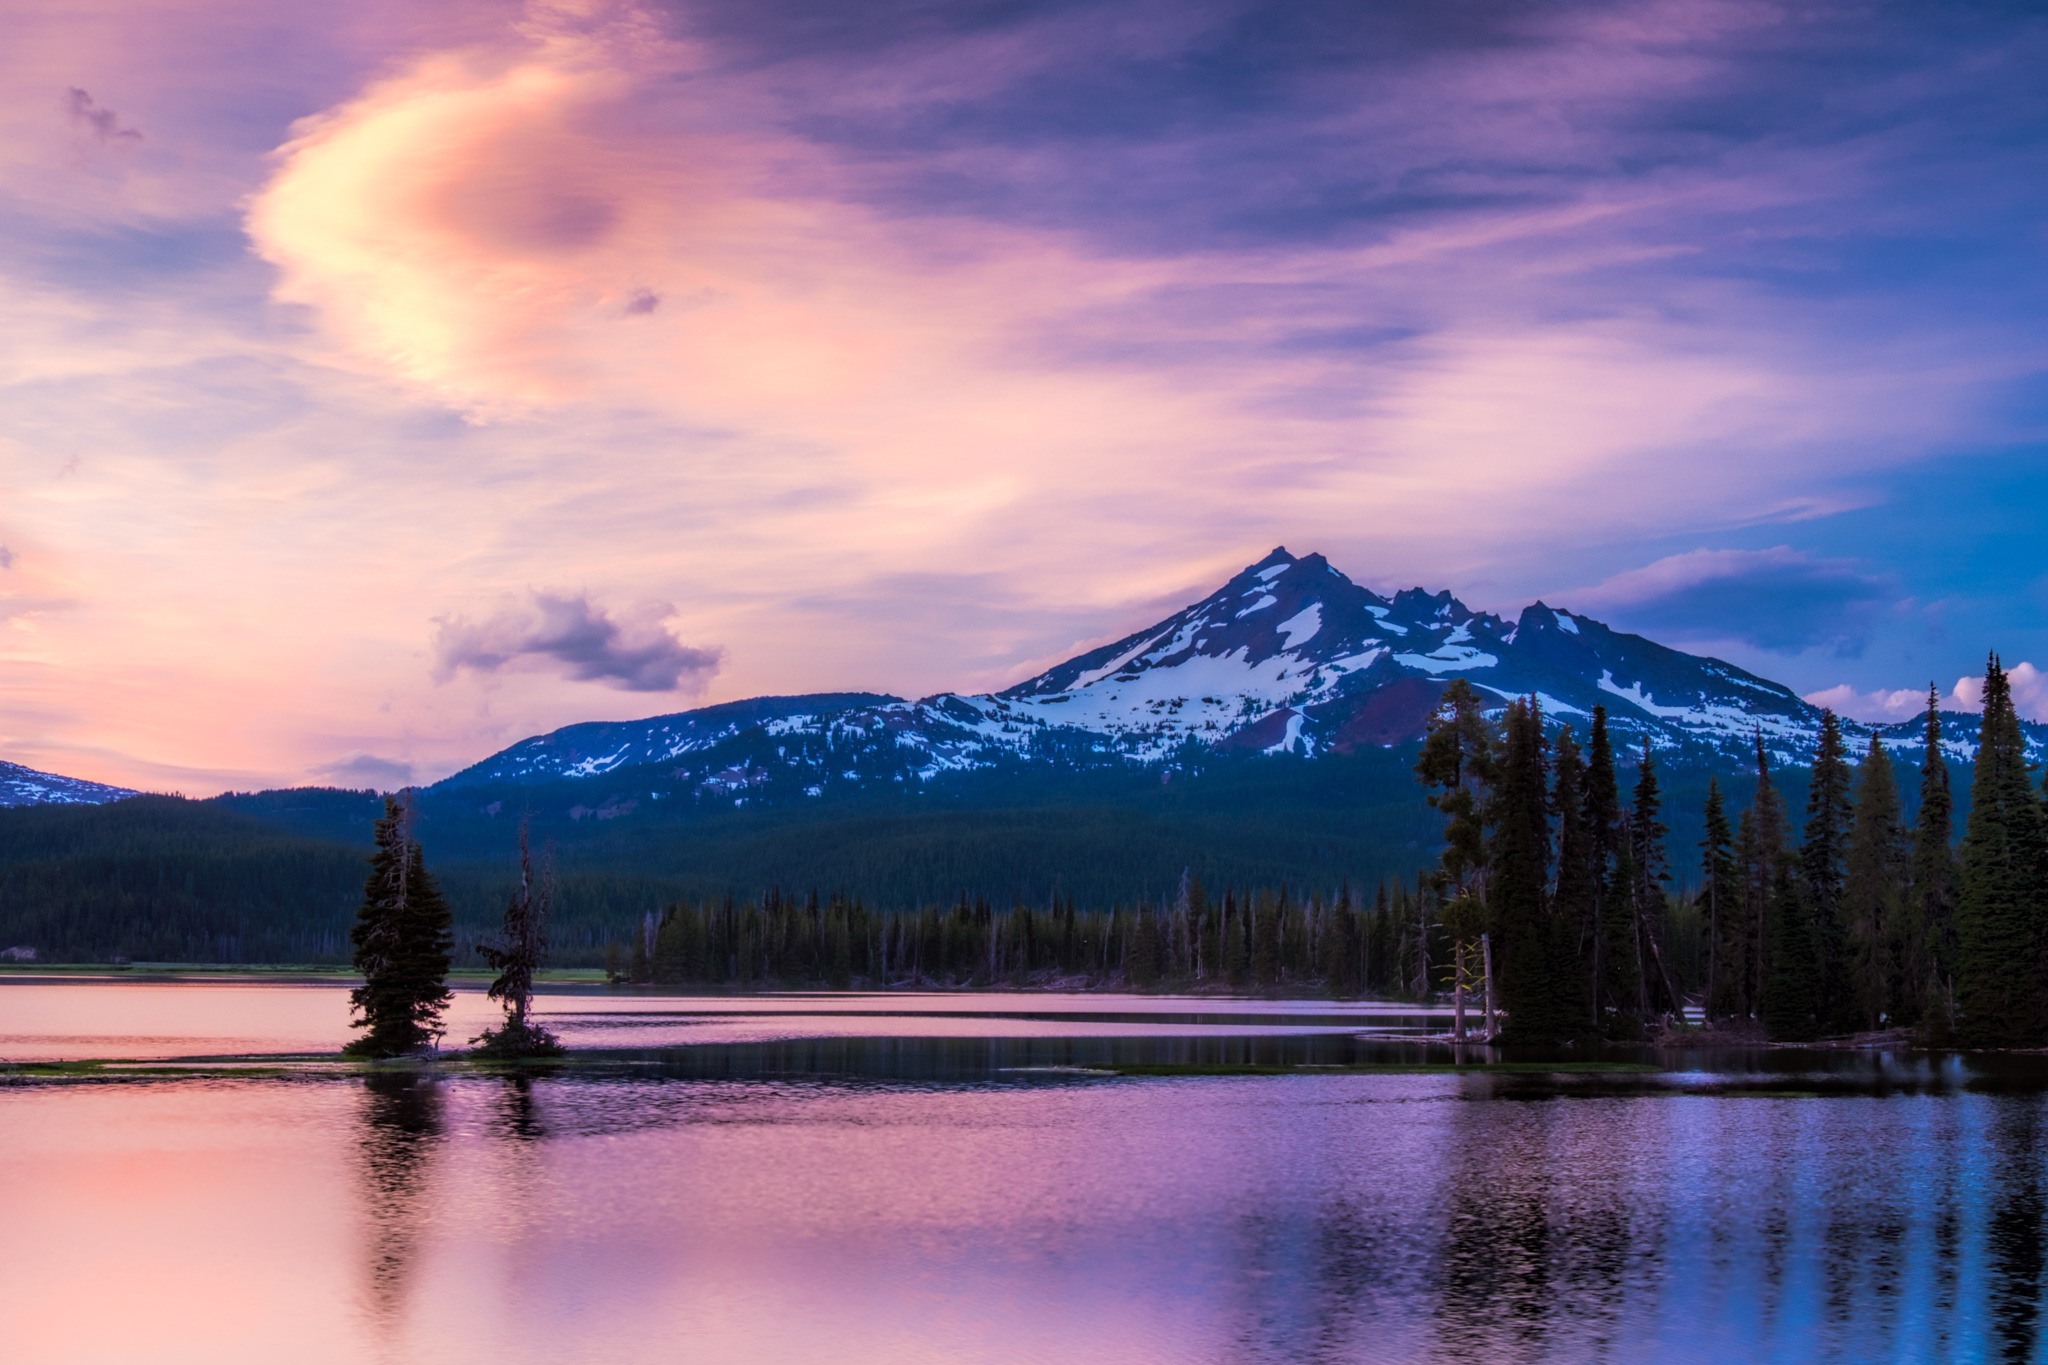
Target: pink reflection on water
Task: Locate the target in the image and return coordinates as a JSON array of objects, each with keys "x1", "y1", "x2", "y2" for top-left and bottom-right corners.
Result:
[
  {"x1": 0, "y1": 979, "x2": 1443, "y2": 1062},
  {"x1": 3, "y1": 986, "x2": 2043, "y2": 1362},
  {"x1": 0, "y1": 1068, "x2": 1464, "y2": 1364}
]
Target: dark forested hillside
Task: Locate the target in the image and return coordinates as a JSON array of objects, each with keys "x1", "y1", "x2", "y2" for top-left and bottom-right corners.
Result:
[
  {"x1": 0, "y1": 797, "x2": 366, "y2": 962},
  {"x1": 0, "y1": 746, "x2": 1974, "y2": 967},
  {"x1": 1, "y1": 752, "x2": 1436, "y2": 963}
]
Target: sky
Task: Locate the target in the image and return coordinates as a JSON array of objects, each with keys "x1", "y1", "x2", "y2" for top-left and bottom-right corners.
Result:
[{"x1": 3, "y1": 0, "x2": 2047, "y2": 794}]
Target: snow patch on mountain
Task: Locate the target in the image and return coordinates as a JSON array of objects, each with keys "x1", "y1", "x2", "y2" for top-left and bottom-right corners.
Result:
[
  {"x1": 434, "y1": 547, "x2": 2041, "y2": 796},
  {"x1": 1277, "y1": 604, "x2": 1321, "y2": 649},
  {"x1": 0, "y1": 760, "x2": 136, "y2": 808}
]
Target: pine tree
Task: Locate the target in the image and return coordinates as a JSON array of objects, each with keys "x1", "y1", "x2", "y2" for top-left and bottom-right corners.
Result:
[
  {"x1": 1129, "y1": 903, "x2": 1162, "y2": 987},
  {"x1": 1251, "y1": 890, "x2": 1281, "y2": 986},
  {"x1": 1908, "y1": 686, "x2": 1959, "y2": 1027},
  {"x1": 1801, "y1": 709, "x2": 1853, "y2": 1032},
  {"x1": 1605, "y1": 821, "x2": 1645, "y2": 1035},
  {"x1": 1416, "y1": 678, "x2": 1497, "y2": 1035},
  {"x1": 1841, "y1": 734, "x2": 1906, "y2": 1031},
  {"x1": 1186, "y1": 874, "x2": 1210, "y2": 981},
  {"x1": 1368, "y1": 882, "x2": 1394, "y2": 995},
  {"x1": 1752, "y1": 736, "x2": 1819, "y2": 1040},
  {"x1": 1490, "y1": 700, "x2": 1573, "y2": 1042},
  {"x1": 1732, "y1": 804, "x2": 1762, "y2": 1020},
  {"x1": 1629, "y1": 740, "x2": 1677, "y2": 1017},
  {"x1": 1323, "y1": 883, "x2": 1360, "y2": 996},
  {"x1": 345, "y1": 796, "x2": 453, "y2": 1058},
  {"x1": 1551, "y1": 726, "x2": 1596, "y2": 1029},
  {"x1": 1955, "y1": 655, "x2": 2048, "y2": 1047},
  {"x1": 1583, "y1": 708, "x2": 1637, "y2": 1032},
  {"x1": 1700, "y1": 778, "x2": 1738, "y2": 1020},
  {"x1": 1763, "y1": 882, "x2": 1822, "y2": 1041},
  {"x1": 473, "y1": 822, "x2": 564, "y2": 1058}
]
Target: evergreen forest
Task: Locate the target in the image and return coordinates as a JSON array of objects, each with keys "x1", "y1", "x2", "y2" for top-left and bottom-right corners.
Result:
[{"x1": 5, "y1": 656, "x2": 2048, "y2": 1050}]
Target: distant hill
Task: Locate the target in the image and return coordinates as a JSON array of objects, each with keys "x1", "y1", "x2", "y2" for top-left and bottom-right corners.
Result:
[
  {"x1": 0, "y1": 758, "x2": 134, "y2": 808},
  {"x1": 0, "y1": 796, "x2": 364, "y2": 963},
  {"x1": 0, "y1": 751, "x2": 1448, "y2": 964}
]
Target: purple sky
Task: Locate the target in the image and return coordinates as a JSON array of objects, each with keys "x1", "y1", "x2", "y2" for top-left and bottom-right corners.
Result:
[{"x1": 3, "y1": 0, "x2": 2046, "y2": 791}]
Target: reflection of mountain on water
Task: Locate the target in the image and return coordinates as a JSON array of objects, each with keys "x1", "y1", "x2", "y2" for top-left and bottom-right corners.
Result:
[{"x1": 354, "y1": 1071, "x2": 444, "y2": 1335}]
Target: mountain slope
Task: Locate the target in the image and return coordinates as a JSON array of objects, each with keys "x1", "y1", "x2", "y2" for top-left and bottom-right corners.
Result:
[
  {"x1": 439, "y1": 547, "x2": 2011, "y2": 801},
  {"x1": 439, "y1": 693, "x2": 902, "y2": 788},
  {"x1": 0, "y1": 759, "x2": 136, "y2": 809}
]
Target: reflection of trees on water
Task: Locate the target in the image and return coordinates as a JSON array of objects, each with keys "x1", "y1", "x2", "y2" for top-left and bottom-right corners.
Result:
[
  {"x1": 354, "y1": 1070, "x2": 444, "y2": 1337},
  {"x1": 1430, "y1": 1091, "x2": 1669, "y2": 1361},
  {"x1": 1190, "y1": 1085, "x2": 2048, "y2": 1361},
  {"x1": 494, "y1": 1073, "x2": 548, "y2": 1144},
  {"x1": 1988, "y1": 1098, "x2": 2044, "y2": 1363}
]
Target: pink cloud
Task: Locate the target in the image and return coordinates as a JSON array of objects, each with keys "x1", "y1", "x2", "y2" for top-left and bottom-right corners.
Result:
[
  {"x1": 1807, "y1": 663, "x2": 2048, "y2": 725},
  {"x1": 1800, "y1": 684, "x2": 1940, "y2": 725},
  {"x1": 0, "y1": 0, "x2": 2043, "y2": 792},
  {"x1": 1950, "y1": 662, "x2": 2048, "y2": 724}
]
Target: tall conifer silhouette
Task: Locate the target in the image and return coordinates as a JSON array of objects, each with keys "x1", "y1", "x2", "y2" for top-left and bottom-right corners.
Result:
[
  {"x1": 1415, "y1": 678, "x2": 1497, "y2": 1037},
  {"x1": 1490, "y1": 700, "x2": 1575, "y2": 1041},
  {"x1": 1552, "y1": 725, "x2": 1597, "y2": 1029},
  {"x1": 1755, "y1": 735, "x2": 1819, "y2": 1040},
  {"x1": 1802, "y1": 710, "x2": 1853, "y2": 1031},
  {"x1": 474, "y1": 821, "x2": 563, "y2": 1058},
  {"x1": 1629, "y1": 740, "x2": 1677, "y2": 1017},
  {"x1": 1842, "y1": 733, "x2": 1906, "y2": 1030},
  {"x1": 1701, "y1": 778, "x2": 1738, "y2": 1020},
  {"x1": 1584, "y1": 708, "x2": 1638, "y2": 1032},
  {"x1": 1909, "y1": 686, "x2": 1959, "y2": 1027},
  {"x1": 1955, "y1": 656, "x2": 2047, "y2": 1046},
  {"x1": 346, "y1": 795, "x2": 453, "y2": 1058}
]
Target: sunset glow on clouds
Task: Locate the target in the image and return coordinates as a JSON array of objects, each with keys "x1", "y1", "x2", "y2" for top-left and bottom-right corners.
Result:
[{"x1": 4, "y1": 0, "x2": 2048, "y2": 790}]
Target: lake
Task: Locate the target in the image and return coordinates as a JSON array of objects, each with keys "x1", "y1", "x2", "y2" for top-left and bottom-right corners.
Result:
[{"x1": 3, "y1": 976, "x2": 2045, "y2": 1363}]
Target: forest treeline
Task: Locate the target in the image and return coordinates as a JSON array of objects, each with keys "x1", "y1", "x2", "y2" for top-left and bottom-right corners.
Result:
[
  {"x1": 1438, "y1": 657, "x2": 2046, "y2": 1046},
  {"x1": 618, "y1": 879, "x2": 1447, "y2": 996},
  {"x1": 7, "y1": 659, "x2": 2041, "y2": 1048},
  {"x1": 617, "y1": 655, "x2": 2046, "y2": 1052},
  {"x1": 0, "y1": 754, "x2": 1442, "y2": 963}
]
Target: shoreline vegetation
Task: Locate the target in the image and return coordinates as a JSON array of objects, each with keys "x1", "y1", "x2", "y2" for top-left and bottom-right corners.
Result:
[
  {"x1": 8, "y1": 656, "x2": 2041, "y2": 1058},
  {"x1": 1396, "y1": 655, "x2": 2041, "y2": 1051}
]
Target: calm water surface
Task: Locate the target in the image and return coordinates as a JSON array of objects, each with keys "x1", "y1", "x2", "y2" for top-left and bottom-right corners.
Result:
[{"x1": 4, "y1": 978, "x2": 2047, "y2": 1363}]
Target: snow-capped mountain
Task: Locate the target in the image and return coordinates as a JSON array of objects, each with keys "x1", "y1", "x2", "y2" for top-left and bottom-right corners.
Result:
[
  {"x1": 436, "y1": 548, "x2": 2010, "y2": 799},
  {"x1": 439, "y1": 693, "x2": 903, "y2": 787},
  {"x1": 0, "y1": 759, "x2": 136, "y2": 808}
]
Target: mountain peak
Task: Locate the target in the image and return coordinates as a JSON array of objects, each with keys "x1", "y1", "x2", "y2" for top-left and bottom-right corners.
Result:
[{"x1": 425, "y1": 549, "x2": 2001, "y2": 801}]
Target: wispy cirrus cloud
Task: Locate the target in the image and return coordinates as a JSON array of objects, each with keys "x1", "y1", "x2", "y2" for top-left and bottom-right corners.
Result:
[{"x1": 433, "y1": 591, "x2": 721, "y2": 693}]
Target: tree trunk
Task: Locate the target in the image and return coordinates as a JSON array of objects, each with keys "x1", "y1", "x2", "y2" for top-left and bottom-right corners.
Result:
[
  {"x1": 1481, "y1": 932, "x2": 1496, "y2": 1040},
  {"x1": 1705, "y1": 885, "x2": 1719, "y2": 1021},
  {"x1": 1453, "y1": 939, "x2": 1467, "y2": 1040}
]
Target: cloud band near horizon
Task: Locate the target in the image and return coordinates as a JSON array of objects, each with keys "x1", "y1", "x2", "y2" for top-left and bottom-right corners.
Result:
[{"x1": 1, "y1": 0, "x2": 2046, "y2": 790}]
